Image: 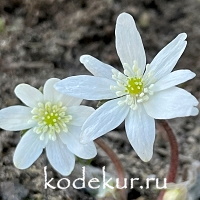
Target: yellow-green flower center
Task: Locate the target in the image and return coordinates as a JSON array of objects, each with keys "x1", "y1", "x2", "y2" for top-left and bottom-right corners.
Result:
[
  {"x1": 125, "y1": 77, "x2": 144, "y2": 95},
  {"x1": 31, "y1": 102, "x2": 72, "y2": 140}
]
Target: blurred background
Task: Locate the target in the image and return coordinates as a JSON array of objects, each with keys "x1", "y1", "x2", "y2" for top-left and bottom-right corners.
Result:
[{"x1": 0, "y1": 0, "x2": 200, "y2": 199}]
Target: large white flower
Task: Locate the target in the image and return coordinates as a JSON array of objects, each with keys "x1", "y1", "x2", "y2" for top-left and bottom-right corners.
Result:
[
  {"x1": 55, "y1": 13, "x2": 199, "y2": 162},
  {"x1": 0, "y1": 78, "x2": 97, "y2": 176}
]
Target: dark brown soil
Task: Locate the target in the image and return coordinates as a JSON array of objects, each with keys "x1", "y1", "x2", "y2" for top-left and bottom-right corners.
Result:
[{"x1": 0, "y1": 0, "x2": 200, "y2": 199}]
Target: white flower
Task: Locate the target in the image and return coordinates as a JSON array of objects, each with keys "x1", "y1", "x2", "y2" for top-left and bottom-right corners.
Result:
[
  {"x1": 54, "y1": 13, "x2": 199, "y2": 162},
  {"x1": 0, "y1": 78, "x2": 97, "y2": 176}
]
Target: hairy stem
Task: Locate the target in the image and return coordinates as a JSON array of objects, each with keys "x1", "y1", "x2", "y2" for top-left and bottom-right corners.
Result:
[
  {"x1": 95, "y1": 138, "x2": 127, "y2": 200},
  {"x1": 157, "y1": 120, "x2": 179, "y2": 200}
]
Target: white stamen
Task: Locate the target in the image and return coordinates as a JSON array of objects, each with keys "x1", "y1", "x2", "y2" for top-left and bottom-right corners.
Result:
[
  {"x1": 139, "y1": 93, "x2": 145, "y2": 97},
  {"x1": 137, "y1": 99, "x2": 143, "y2": 103}
]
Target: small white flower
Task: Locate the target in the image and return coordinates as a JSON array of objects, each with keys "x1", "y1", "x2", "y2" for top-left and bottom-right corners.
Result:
[
  {"x1": 55, "y1": 13, "x2": 199, "y2": 162},
  {"x1": 0, "y1": 78, "x2": 97, "y2": 176}
]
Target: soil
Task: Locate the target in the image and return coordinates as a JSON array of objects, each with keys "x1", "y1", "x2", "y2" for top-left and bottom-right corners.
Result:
[{"x1": 0, "y1": 0, "x2": 200, "y2": 199}]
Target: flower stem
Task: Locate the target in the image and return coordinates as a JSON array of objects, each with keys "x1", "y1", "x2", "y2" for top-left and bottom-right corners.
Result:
[
  {"x1": 95, "y1": 138, "x2": 127, "y2": 200},
  {"x1": 157, "y1": 120, "x2": 179, "y2": 200}
]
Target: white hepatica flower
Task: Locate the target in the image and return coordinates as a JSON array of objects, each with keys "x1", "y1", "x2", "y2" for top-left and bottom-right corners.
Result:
[
  {"x1": 0, "y1": 78, "x2": 97, "y2": 176},
  {"x1": 55, "y1": 13, "x2": 199, "y2": 162}
]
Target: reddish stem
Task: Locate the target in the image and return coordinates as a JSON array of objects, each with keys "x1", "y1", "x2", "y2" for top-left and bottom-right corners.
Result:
[
  {"x1": 95, "y1": 138, "x2": 127, "y2": 200},
  {"x1": 157, "y1": 120, "x2": 179, "y2": 200}
]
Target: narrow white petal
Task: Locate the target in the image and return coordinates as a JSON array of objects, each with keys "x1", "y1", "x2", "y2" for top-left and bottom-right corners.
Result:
[
  {"x1": 14, "y1": 83, "x2": 43, "y2": 108},
  {"x1": 13, "y1": 129, "x2": 45, "y2": 169},
  {"x1": 125, "y1": 105, "x2": 155, "y2": 162},
  {"x1": 67, "y1": 106, "x2": 95, "y2": 126},
  {"x1": 43, "y1": 78, "x2": 60, "y2": 102},
  {"x1": 153, "y1": 70, "x2": 196, "y2": 92},
  {"x1": 59, "y1": 125, "x2": 97, "y2": 159},
  {"x1": 80, "y1": 55, "x2": 121, "y2": 79},
  {"x1": 0, "y1": 106, "x2": 35, "y2": 131},
  {"x1": 44, "y1": 78, "x2": 83, "y2": 106},
  {"x1": 46, "y1": 138, "x2": 75, "y2": 176},
  {"x1": 115, "y1": 12, "x2": 146, "y2": 73},
  {"x1": 147, "y1": 33, "x2": 187, "y2": 80},
  {"x1": 55, "y1": 75, "x2": 117, "y2": 100},
  {"x1": 81, "y1": 97, "x2": 129, "y2": 143},
  {"x1": 144, "y1": 87, "x2": 199, "y2": 119},
  {"x1": 59, "y1": 95, "x2": 83, "y2": 107}
]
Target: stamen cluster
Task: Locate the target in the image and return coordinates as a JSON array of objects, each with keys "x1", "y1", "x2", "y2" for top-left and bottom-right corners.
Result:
[
  {"x1": 31, "y1": 102, "x2": 72, "y2": 141},
  {"x1": 111, "y1": 63, "x2": 154, "y2": 110}
]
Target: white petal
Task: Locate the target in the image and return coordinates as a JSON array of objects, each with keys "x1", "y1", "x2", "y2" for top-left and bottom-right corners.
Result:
[
  {"x1": 59, "y1": 125, "x2": 97, "y2": 159},
  {"x1": 55, "y1": 75, "x2": 117, "y2": 100},
  {"x1": 46, "y1": 138, "x2": 75, "y2": 176},
  {"x1": 59, "y1": 95, "x2": 83, "y2": 107},
  {"x1": 115, "y1": 12, "x2": 146, "y2": 73},
  {"x1": 80, "y1": 55, "x2": 121, "y2": 79},
  {"x1": 125, "y1": 105, "x2": 155, "y2": 162},
  {"x1": 44, "y1": 78, "x2": 83, "y2": 106},
  {"x1": 144, "y1": 87, "x2": 199, "y2": 119},
  {"x1": 67, "y1": 106, "x2": 95, "y2": 126},
  {"x1": 153, "y1": 70, "x2": 196, "y2": 92},
  {"x1": 14, "y1": 83, "x2": 43, "y2": 108},
  {"x1": 0, "y1": 106, "x2": 35, "y2": 131},
  {"x1": 13, "y1": 129, "x2": 45, "y2": 169},
  {"x1": 191, "y1": 107, "x2": 199, "y2": 116},
  {"x1": 81, "y1": 97, "x2": 129, "y2": 143},
  {"x1": 147, "y1": 33, "x2": 187, "y2": 81},
  {"x1": 43, "y1": 78, "x2": 60, "y2": 102}
]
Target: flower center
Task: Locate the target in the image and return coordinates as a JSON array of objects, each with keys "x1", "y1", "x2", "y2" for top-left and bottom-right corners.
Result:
[
  {"x1": 31, "y1": 102, "x2": 72, "y2": 141},
  {"x1": 110, "y1": 63, "x2": 155, "y2": 110},
  {"x1": 125, "y1": 77, "x2": 143, "y2": 95}
]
